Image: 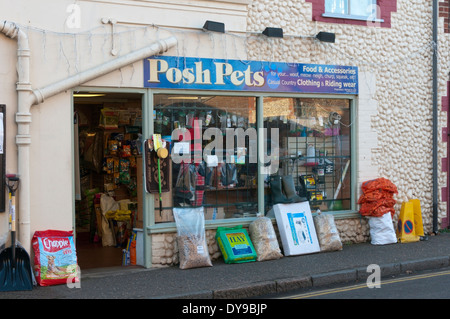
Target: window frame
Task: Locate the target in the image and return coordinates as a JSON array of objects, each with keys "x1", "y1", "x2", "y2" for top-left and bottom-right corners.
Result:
[
  {"x1": 322, "y1": 0, "x2": 384, "y2": 23},
  {"x1": 145, "y1": 89, "x2": 358, "y2": 235}
]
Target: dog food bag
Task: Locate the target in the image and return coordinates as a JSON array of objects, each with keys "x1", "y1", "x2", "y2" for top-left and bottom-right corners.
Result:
[{"x1": 32, "y1": 230, "x2": 79, "y2": 286}]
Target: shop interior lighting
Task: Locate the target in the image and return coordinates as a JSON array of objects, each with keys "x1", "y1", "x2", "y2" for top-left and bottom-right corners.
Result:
[
  {"x1": 167, "y1": 96, "x2": 200, "y2": 100},
  {"x1": 262, "y1": 27, "x2": 283, "y2": 38},
  {"x1": 202, "y1": 20, "x2": 225, "y2": 33},
  {"x1": 73, "y1": 93, "x2": 106, "y2": 98}
]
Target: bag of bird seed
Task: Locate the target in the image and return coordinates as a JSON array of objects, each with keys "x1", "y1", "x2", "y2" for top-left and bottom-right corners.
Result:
[{"x1": 173, "y1": 207, "x2": 212, "y2": 270}]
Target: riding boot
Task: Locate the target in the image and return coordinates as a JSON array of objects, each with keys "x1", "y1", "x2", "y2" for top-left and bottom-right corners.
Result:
[
  {"x1": 282, "y1": 175, "x2": 306, "y2": 203},
  {"x1": 270, "y1": 175, "x2": 292, "y2": 204}
]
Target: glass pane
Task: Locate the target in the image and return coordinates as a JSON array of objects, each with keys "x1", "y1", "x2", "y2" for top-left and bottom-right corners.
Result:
[
  {"x1": 325, "y1": 0, "x2": 348, "y2": 15},
  {"x1": 263, "y1": 97, "x2": 352, "y2": 214},
  {"x1": 350, "y1": 0, "x2": 375, "y2": 16},
  {"x1": 153, "y1": 94, "x2": 257, "y2": 222}
]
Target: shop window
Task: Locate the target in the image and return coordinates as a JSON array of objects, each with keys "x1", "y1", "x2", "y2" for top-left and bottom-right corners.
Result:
[
  {"x1": 306, "y1": 0, "x2": 396, "y2": 28},
  {"x1": 264, "y1": 97, "x2": 352, "y2": 213},
  {"x1": 153, "y1": 94, "x2": 258, "y2": 222},
  {"x1": 324, "y1": 0, "x2": 379, "y2": 20}
]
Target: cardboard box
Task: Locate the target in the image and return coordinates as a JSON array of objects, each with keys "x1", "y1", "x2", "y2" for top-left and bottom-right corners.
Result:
[
  {"x1": 205, "y1": 207, "x2": 225, "y2": 220},
  {"x1": 273, "y1": 202, "x2": 320, "y2": 256},
  {"x1": 154, "y1": 191, "x2": 174, "y2": 223}
]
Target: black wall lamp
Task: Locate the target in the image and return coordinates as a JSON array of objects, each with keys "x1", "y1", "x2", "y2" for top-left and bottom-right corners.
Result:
[
  {"x1": 315, "y1": 31, "x2": 335, "y2": 43},
  {"x1": 259, "y1": 28, "x2": 335, "y2": 43},
  {"x1": 202, "y1": 20, "x2": 225, "y2": 33},
  {"x1": 201, "y1": 21, "x2": 334, "y2": 44},
  {"x1": 262, "y1": 27, "x2": 284, "y2": 38}
]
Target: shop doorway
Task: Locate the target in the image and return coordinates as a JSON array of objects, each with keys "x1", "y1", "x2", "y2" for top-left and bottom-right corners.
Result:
[{"x1": 73, "y1": 91, "x2": 144, "y2": 269}]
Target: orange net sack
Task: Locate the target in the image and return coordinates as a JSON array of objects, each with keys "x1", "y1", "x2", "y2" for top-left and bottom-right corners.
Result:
[{"x1": 358, "y1": 178, "x2": 398, "y2": 218}]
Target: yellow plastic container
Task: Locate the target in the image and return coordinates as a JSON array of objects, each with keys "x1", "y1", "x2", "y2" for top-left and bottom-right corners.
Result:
[{"x1": 397, "y1": 201, "x2": 420, "y2": 243}]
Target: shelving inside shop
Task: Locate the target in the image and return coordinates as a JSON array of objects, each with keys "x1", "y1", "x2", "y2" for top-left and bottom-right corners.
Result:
[
  {"x1": 264, "y1": 97, "x2": 352, "y2": 212},
  {"x1": 153, "y1": 96, "x2": 258, "y2": 221},
  {"x1": 74, "y1": 101, "x2": 144, "y2": 248},
  {"x1": 152, "y1": 95, "x2": 352, "y2": 219}
]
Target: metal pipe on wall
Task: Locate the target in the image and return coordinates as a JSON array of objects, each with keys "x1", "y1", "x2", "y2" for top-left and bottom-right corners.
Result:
[
  {"x1": 432, "y1": 0, "x2": 438, "y2": 234},
  {"x1": 0, "y1": 21, "x2": 33, "y2": 252}
]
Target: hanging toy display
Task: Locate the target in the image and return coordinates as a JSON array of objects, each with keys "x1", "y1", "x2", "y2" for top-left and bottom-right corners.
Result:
[
  {"x1": 162, "y1": 112, "x2": 170, "y2": 127},
  {"x1": 199, "y1": 111, "x2": 206, "y2": 124},
  {"x1": 178, "y1": 111, "x2": 186, "y2": 128},
  {"x1": 205, "y1": 110, "x2": 212, "y2": 126},
  {"x1": 325, "y1": 111, "x2": 341, "y2": 136},
  {"x1": 186, "y1": 111, "x2": 195, "y2": 128},
  {"x1": 219, "y1": 112, "x2": 227, "y2": 130},
  {"x1": 155, "y1": 111, "x2": 163, "y2": 133},
  {"x1": 306, "y1": 143, "x2": 316, "y2": 166}
]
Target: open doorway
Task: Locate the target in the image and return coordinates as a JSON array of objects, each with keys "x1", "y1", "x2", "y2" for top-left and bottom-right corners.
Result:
[{"x1": 73, "y1": 91, "x2": 144, "y2": 269}]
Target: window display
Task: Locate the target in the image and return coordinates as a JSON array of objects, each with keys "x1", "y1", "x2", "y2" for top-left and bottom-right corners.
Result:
[
  {"x1": 153, "y1": 94, "x2": 258, "y2": 221},
  {"x1": 152, "y1": 94, "x2": 352, "y2": 222},
  {"x1": 264, "y1": 97, "x2": 352, "y2": 213}
]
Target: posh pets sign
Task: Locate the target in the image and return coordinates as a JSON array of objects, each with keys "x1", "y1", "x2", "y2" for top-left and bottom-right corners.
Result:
[{"x1": 144, "y1": 56, "x2": 358, "y2": 95}]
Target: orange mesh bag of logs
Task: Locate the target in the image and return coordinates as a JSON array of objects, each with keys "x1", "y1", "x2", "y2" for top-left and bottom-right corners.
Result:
[{"x1": 358, "y1": 178, "x2": 398, "y2": 218}]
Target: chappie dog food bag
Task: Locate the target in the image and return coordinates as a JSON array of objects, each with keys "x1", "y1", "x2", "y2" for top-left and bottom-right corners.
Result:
[{"x1": 32, "y1": 230, "x2": 79, "y2": 286}]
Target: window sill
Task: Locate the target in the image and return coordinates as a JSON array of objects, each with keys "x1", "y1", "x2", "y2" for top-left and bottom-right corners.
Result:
[
  {"x1": 322, "y1": 13, "x2": 384, "y2": 23},
  {"x1": 146, "y1": 211, "x2": 360, "y2": 234}
]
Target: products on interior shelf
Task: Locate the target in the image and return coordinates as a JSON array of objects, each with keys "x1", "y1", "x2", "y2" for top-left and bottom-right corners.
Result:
[
  {"x1": 217, "y1": 163, "x2": 237, "y2": 188},
  {"x1": 308, "y1": 190, "x2": 323, "y2": 201},
  {"x1": 99, "y1": 108, "x2": 119, "y2": 129},
  {"x1": 306, "y1": 143, "x2": 316, "y2": 166},
  {"x1": 205, "y1": 110, "x2": 212, "y2": 126},
  {"x1": 300, "y1": 174, "x2": 316, "y2": 190}
]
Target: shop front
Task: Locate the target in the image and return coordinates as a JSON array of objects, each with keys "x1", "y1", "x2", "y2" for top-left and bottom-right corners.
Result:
[
  {"x1": 73, "y1": 54, "x2": 359, "y2": 268},
  {"x1": 1, "y1": 0, "x2": 448, "y2": 290}
]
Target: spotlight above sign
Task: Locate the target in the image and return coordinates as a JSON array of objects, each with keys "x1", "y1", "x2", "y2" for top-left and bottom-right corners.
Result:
[
  {"x1": 315, "y1": 32, "x2": 336, "y2": 43},
  {"x1": 202, "y1": 20, "x2": 225, "y2": 33},
  {"x1": 262, "y1": 27, "x2": 284, "y2": 38}
]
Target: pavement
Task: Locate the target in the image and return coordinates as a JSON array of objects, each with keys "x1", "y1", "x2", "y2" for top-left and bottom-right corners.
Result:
[{"x1": 1, "y1": 232, "x2": 450, "y2": 300}]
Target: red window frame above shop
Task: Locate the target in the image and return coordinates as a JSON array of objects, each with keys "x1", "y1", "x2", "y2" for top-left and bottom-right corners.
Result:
[{"x1": 305, "y1": 0, "x2": 397, "y2": 28}]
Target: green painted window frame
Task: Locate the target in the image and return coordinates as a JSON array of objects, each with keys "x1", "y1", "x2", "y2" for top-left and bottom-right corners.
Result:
[{"x1": 71, "y1": 87, "x2": 358, "y2": 268}]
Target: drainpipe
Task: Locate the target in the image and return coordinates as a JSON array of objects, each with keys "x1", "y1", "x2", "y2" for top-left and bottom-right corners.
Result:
[
  {"x1": 432, "y1": 0, "x2": 438, "y2": 234},
  {"x1": 31, "y1": 36, "x2": 177, "y2": 104},
  {"x1": 0, "y1": 21, "x2": 33, "y2": 252},
  {"x1": 0, "y1": 20, "x2": 177, "y2": 252}
]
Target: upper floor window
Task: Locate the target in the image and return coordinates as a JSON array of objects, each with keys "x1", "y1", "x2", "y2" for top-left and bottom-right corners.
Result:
[{"x1": 324, "y1": 0, "x2": 383, "y2": 22}]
